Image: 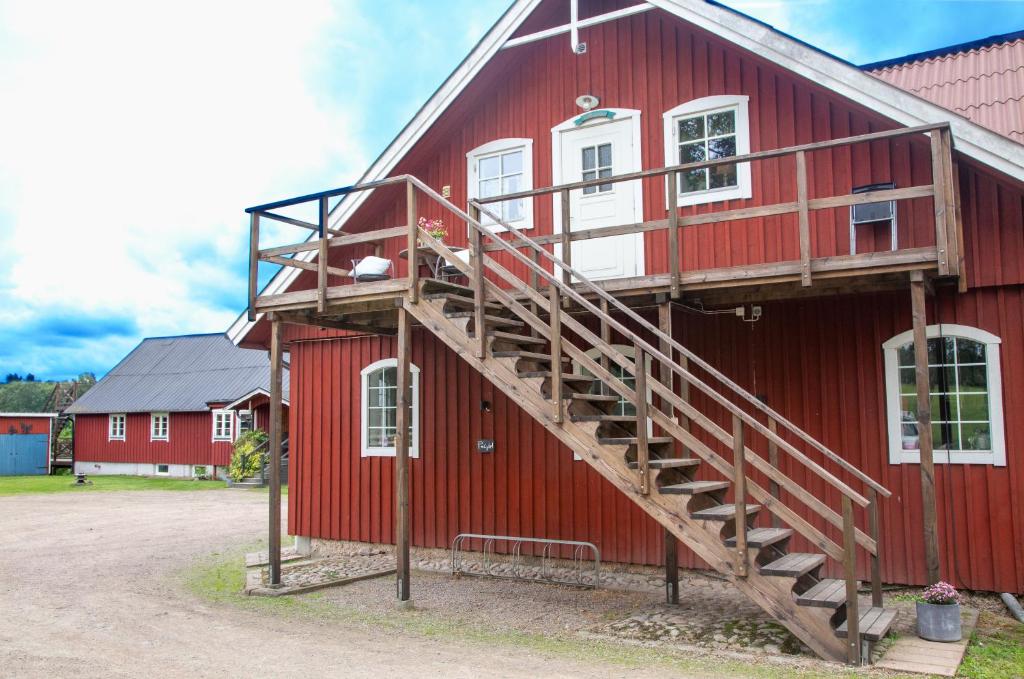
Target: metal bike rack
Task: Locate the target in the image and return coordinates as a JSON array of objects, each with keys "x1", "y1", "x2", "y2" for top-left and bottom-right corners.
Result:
[{"x1": 450, "y1": 533, "x2": 600, "y2": 588}]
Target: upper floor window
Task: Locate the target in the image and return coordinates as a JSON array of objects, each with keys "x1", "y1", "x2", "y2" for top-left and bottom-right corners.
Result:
[
  {"x1": 467, "y1": 138, "x2": 534, "y2": 231},
  {"x1": 663, "y1": 95, "x2": 752, "y2": 207},
  {"x1": 883, "y1": 324, "x2": 1005, "y2": 466},
  {"x1": 212, "y1": 409, "x2": 234, "y2": 442},
  {"x1": 150, "y1": 412, "x2": 169, "y2": 441},
  {"x1": 361, "y1": 358, "x2": 420, "y2": 458},
  {"x1": 109, "y1": 413, "x2": 126, "y2": 441}
]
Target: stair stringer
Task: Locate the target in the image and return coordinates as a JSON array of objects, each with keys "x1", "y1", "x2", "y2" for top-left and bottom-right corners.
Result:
[{"x1": 406, "y1": 296, "x2": 849, "y2": 663}]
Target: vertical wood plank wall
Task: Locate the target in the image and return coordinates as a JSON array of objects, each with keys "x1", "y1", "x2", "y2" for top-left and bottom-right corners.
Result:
[{"x1": 74, "y1": 413, "x2": 235, "y2": 466}]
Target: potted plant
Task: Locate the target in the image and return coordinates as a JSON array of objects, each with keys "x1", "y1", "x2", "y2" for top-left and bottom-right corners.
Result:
[
  {"x1": 418, "y1": 217, "x2": 447, "y2": 243},
  {"x1": 916, "y1": 581, "x2": 963, "y2": 642}
]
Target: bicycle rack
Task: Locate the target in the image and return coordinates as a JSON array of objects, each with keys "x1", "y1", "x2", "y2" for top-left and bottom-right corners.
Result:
[{"x1": 450, "y1": 533, "x2": 600, "y2": 588}]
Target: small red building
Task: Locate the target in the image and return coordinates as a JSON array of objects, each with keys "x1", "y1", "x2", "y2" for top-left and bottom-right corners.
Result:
[
  {"x1": 67, "y1": 334, "x2": 288, "y2": 478},
  {"x1": 230, "y1": 1, "x2": 1024, "y2": 664},
  {"x1": 0, "y1": 413, "x2": 57, "y2": 476}
]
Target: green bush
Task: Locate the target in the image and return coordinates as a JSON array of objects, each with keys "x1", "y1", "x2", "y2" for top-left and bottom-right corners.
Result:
[{"x1": 228, "y1": 430, "x2": 269, "y2": 482}]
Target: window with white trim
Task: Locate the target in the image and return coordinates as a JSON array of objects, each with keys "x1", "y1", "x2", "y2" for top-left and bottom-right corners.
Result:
[
  {"x1": 361, "y1": 358, "x2": 420, "y2": 457},
  {"x1": 108, "y1": 413, "x2": 126, "y2": 441},
  {"x1": 883, "y1": 324, "x2": 1005, "y2": 466},
  {"x1": 663, "y1": 95, "x2": 751, "y2": 207},
  {"x1": 467, "y1": 138, "x2": 534, "y2": 230},
  {"x1": 150, "y1": 412, "x2": 169, "y2": 441},
  {"x1": 156, "y1": 464, "x2": 170, "y2": 475},
  {"x1": 212, "y1": 410, "x2": 234, "y2": 441}
]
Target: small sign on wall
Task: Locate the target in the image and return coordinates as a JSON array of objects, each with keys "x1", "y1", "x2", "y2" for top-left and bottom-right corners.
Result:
[{"x1": 477, "y1": 439, "x2": 495, "y2": 454}]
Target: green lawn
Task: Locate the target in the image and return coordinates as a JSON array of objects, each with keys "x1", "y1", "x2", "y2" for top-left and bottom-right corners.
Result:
[
  {"x1": 958, "y1": 612, "x2": 1024, "y2": 679},
  {"x1": 0, "y1": 474, "x2": 226, "y2": 496}
]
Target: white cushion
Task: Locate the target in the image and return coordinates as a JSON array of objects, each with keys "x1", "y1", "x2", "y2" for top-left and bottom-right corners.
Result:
[
  {"x1": 351, "y1": 256, "x2": 391, "y2": 278},
  {"x1": 445, "y1": 249, "x2": 470, "y2": 269}
]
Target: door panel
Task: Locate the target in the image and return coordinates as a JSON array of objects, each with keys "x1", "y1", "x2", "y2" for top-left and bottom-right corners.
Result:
[{"x1": 0, "y1": 434, "x2": 48, "y2": 475}]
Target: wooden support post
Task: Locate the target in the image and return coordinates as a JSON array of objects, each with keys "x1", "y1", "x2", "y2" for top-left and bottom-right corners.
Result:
[
  {"x1": 930, "y1": 131, "x2": 950, "y2": 276},
  {"x1": 868, "y1": 487, "x2": 883, "y2": 608},
  {"x1": 406, "y1": 182, "x2": 419, "y2": 304},
  {"x1": 665, "y1": 529, "x2": 679, "y2": 605},
  {"x1": 395, "y1": 307, "x2": 412, "y2": 603},
  {"x1": 248, "y1": 212, "x2": 260, "y2": 321},
  {"x1": 549, "y1": 285, "x2": 563, "y2": 424},
  {"x1": 657, "y1": 300, "x2": 674, "y2": 421},
  {"x1": 732, "y1": 413, "x2": 747, "y2": 577},
  {"x1": 634, "y1": 342, "x2": 650, "y2": 496},
  {"x1": 267, "y1": 314, "x2": 284, "y2": 586},
  {"x1": 599, "y1": 298, "x2": 611, "y2": 374},
  {"x1": 796, "y1": 150, "x2": 811, "y2": 287},
  {"x1": 317, "y1": 236, "x2": 328, "y2": 314},
  {"x1": 560, "y1": 188, "x2": 572, "y2": 292},
  {"x1": 668, "y1": 171, "x2": 680, "y2": 298},
  {"x1": 842, "y1": 495, "x2": 861, "y2": 665},
  {"x1": 318, "y1": 196, "x2": 328, "y2": 238},
  {"x1": 529, "y1": 247, "x2": 541, "y2": 333},
  {"x1": 469, "y1": 204, "x2": 486, "y2": 359},
  {"x1": 911, "y1": 271, "x2": 941, "y2": 585},
  {"x1": 767, "y1": 417, "x2": 781, "y2": 528}
]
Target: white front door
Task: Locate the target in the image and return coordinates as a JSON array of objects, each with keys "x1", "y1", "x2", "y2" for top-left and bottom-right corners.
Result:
[{"x1": 555, "y1": 113, "x2": 643, "y2": 281}]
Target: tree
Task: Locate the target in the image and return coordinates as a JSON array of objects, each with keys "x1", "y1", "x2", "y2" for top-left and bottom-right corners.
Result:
[
  {"x1": 5, "y1": 373, "x2": 22, "y2": 383},
  {"x1": 25, "y1": 373, "x2": 35, "y2": 382}
]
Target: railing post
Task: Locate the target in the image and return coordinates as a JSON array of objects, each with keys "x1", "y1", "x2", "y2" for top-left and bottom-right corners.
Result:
[
  {"x1": 842, "y1": 495, "x2": 861, "y2": 666},
  {"x1": 767, "y1": 417, "x2": 781, "y2": 527},
  {"x1": 796, "y1": 150, "x2": 811, "y2": 287},
  {"x1": 634, "y1": 342, "x2": 650, "y2": 496},
  {"x1": 529, "y1": 247, "x2": 541, "y2": 334},
  {"x1": 868, "y1": 487, "x2": 882, "y2": 608},
  {"x1": 469, "y1": 203, "x2": 486, "y2": 359},
  {"x1": 732, "y1": 413, "x2": 748, "y2": 577},
  {"x1": 548, "y1": 284, "x2": 563, "y2": 424},
  {"x1": 668, "y1": 171, "x2": 680, "y2": 298},
  {"x1": 248, "y1": 212, "x2": 260, "y2": 321},
  {"x1": 599, "y1": 298, "x2": 611, "y2": 374},
  {"x1": 930, "y1": 130, "x2": 950, "y2": 276},
  {"x1": 317, "y1": 236, "x2": 328, "y2": 314},
  {"x1": 560, "y1": 188, "x2": 572, "y2": 294},
  {"x1": 407, "y1": 181, "x2": 419, "y2": 304}
]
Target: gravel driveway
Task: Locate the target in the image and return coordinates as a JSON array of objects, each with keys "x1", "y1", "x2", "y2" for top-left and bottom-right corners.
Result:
[{"x1": 0, "y1": 489, "x2": 700, "y2": 679}]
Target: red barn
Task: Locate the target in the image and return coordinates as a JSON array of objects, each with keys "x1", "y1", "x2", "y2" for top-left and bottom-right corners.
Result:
[
  {"x1": 0, "y1": 413, "x2": 57, "y2": 476},
  {"x1": 230, "y1": 1, "x2": 1024, "y2": 664},
  {"x1": 67, "y1": 334, "x2": 288, "y2": 478}
]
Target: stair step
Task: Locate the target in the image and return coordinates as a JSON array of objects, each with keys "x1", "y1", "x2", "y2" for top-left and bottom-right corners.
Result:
[
  {"x1": 570, "y1": 414, "x2": 637, "y2": 423},
  {"x1": 492, "y1": 350, "x2": 568, "y2": 363},
  {"x1": 470, "y1": 330, "x2": 546, "y2": 346},
  {"x1": 518, "y1": 371, "x2": 596, "y2": 382},
  {"x1": 691, "y1": 504, "x2": 761, "y2": 521},
  {"x1": 570, "y1": 392, "x2": 621, "y2": 403},
  {"x1": 424, "y1": 292, "x2": 502, "y2": 310},
  {"x1": 421, "y1": 279, "x2": 474, "y2": 295},
  {"x1": 796, "y1": 579, "x2": 848, "y2": 609},
  {"x1": 759, "y1": 553, "x2": 826, "y2": 578},
  {"x1": 446, "y1": 311, "x2": 524, "y2": 328},
  {"x1": 659, "y1": 480, "x2": 730, "y2": 495},
  {"x1": 724, "y1": 527, "x2": 794, "y2": 548},
  {"x1": 835, "y1": 607, "x2": 898, "y2": 642},
  {"x1": 597, "y1": 436, "x2": 674, "y2": 446},
  {"x1": 627, "y1": 458, "x2": 701, "y2": 470}
]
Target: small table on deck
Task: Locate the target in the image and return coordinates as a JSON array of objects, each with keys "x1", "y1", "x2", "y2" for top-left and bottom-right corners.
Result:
[{"x1": 398, "y1": 246, "x2": 467, "y2": 280}]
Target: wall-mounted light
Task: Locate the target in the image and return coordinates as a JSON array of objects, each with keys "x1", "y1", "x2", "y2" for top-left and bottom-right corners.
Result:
[{"x1": 575, "y1": 94, "x2": 599, "y2": 112}]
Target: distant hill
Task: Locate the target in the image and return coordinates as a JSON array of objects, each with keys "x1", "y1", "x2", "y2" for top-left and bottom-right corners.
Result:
[{"x1": 0, "y1": 381, "x2": 55, "y2": 412}]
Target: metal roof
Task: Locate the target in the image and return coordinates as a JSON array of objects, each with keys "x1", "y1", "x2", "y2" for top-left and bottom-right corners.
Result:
[
  {"x1": 867, "y1": 32, "x2": 1024, "y2": 143},
  {"x1": 66, "y1": 333, "x2": 288, "y2": 414}
]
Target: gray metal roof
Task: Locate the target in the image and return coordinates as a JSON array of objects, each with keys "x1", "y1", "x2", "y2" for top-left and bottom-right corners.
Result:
[{"x1": 66, "y1": 334, "x2": 289, "y2": 414}]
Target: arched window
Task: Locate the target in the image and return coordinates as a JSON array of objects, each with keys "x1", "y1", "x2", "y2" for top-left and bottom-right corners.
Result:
[
  {"x1": 662, "y1": 95, "x2": 752, "y2": 207},
  {"x1": 360, "y1": 358, "x2": 421, "y2": 458},
  {"x1": 883, "y1": 324, "x2": 1005, "y2": 466}
]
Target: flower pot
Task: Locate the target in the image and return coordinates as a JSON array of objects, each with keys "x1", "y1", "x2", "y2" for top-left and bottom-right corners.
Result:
[{"x1": 916, "y1": 601, "x2": 962, "y2": 642}]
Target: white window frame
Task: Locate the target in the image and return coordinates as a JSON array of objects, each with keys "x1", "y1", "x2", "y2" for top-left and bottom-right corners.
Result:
[
  {"x1": 108, "y1": 413, "x2": 126, "y2": 441},
  {"x1": 360, "y1": 358, "x2": 421, "y2": 458},
  {"x1": 467, "y1": 138, "x2": 534, "y2": 232},
  {"x1": 883, "y1": 324, "x2": 1005, "y2": 466},
  {"x1": 211, "y1": 409, "x2": 235, "y2": 442},
  {"x1": 155, "y1": 464, "x2": 170, "y2": 475},
  {"x1": 150, "y1": 412, "x2": 169, "y2": 442},
  {"x1": 663, "y1": 95, "x2": 752, "y2": 207}
]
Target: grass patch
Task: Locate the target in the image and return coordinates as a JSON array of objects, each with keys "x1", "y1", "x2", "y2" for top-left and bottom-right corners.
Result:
[
  {"x1": 183, "y1": 548, "x2": 915, "y2": 679},
  {"x1": 959, "y1": 612, "x2": 1024, "y2": 679},
  {"x1": 0, "y1": 474, "x2": 225, "y2": 496}
]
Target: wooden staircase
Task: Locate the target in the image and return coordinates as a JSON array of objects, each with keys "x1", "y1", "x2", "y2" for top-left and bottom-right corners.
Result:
[{"x1": 407, "y1": 283, "x2": 896, "y2": 664}]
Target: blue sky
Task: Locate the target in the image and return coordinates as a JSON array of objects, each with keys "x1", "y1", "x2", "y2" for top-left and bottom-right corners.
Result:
[{"x1": 0, "y1": 0, "x2": 1020, "y2": 380}]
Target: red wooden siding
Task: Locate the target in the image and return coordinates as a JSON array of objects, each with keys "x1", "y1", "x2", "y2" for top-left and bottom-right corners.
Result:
[
  {"x1": 286, "y1": 282, "x2": 1024, "y2": 592},
  {"x1": 75, "y1": 412, "x2": 234, "y2": 466},
  {"x1": 0, "y1": 415, "x2": 52, "y2": 437}
]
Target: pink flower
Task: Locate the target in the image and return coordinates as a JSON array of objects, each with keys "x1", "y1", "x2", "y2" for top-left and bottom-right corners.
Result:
[{"x1": 922, "y1": 581, "x2": 962, "y2": 605}]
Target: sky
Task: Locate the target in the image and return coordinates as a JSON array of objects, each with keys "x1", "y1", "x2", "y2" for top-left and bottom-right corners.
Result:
[{"x1": 0, "y1": 0, "x2": 1020, "y2": 380}]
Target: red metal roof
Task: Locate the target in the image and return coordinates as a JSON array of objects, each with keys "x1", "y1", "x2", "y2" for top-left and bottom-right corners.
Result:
[{"x1": 868, "y1": 33, "x2": 1024, "y2": 143}]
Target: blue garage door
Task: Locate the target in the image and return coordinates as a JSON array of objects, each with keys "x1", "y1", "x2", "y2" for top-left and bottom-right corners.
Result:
[{"x1": 0, "y1": 434, "x2": 48, "y2": 476}]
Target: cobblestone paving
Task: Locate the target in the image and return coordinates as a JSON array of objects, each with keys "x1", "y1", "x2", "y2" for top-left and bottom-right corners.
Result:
[{"x1": 258, "y1": 551, "x2": 393, "y2": 589}]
